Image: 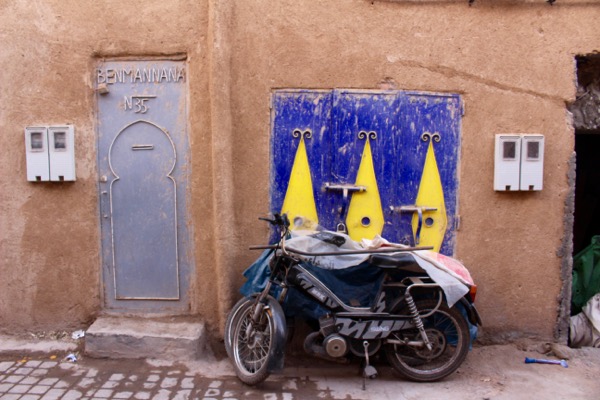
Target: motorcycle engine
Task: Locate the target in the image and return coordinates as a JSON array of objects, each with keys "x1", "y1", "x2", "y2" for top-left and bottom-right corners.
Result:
[{"x1": 324, "y1": 334, "x2": 348, "y2": 358}]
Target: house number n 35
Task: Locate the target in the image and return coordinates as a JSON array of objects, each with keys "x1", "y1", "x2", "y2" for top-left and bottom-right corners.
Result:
[{"x1": 124, "y1": 95, "x2": 157, "y2": 114}]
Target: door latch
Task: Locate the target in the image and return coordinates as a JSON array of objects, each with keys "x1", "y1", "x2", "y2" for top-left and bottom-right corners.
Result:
[
  {"x1": 391, "y1": 205, "x2": 438, "y2": 245},
  {"x1": 323, "y1": 183, "x2": 366, "y2": 201},
  {"x1": 324, "y1": 183, "x2": 367, "y2": 233}
]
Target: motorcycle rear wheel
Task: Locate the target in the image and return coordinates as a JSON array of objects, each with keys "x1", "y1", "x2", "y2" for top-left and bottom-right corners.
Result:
[
  {"x1": 385, "y1": 299, "x2": 469, "y2": 382},
  {"x1": 230, "y1": 299, "x2": 276, "y2": 385}
]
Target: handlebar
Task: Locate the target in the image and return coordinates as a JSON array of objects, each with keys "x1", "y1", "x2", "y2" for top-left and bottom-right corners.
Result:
[
  {"x1": 249, "y1": 244, "x2": 434, "y2": 255},
  {"x1": 259, "y1": 213, "x2": 290, "y2": 228}
]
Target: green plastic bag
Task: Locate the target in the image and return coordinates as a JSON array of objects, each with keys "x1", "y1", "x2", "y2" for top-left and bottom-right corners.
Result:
[{"x1": 572, "y1": 236, "x2": 600, "y2": 315}]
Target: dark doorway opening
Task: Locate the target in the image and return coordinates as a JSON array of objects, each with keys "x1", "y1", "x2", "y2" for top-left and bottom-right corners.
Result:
[
  {"x1": 570, "y1": 55, "x2": 600, "y2": 255},
  {"x1": 573, "y1": 134, "x2": 600, "y2": 255}
]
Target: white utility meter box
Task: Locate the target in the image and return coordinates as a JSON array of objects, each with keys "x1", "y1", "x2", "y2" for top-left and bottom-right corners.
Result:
[
  {"x1": 494, "y1": 134, "x2": 521, "y2": 191},
  {"x1": 48, "y1": 125, "x2": 76, "y2": 181},
  {"x1": 25, "y1": 125, "x2": 76, "y2": 182},
  {"x1": 520, "y1": 134, "x2": 544, "y2": 191},
  {"x1": 25, "y1": 127, "x2": 50, "y2": 182},
  {"x1": 494, "y1": 134, "x2": 544, "y2": 192}
]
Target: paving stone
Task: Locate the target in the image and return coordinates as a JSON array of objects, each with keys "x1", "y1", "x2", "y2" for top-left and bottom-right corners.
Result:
[
  {"x1": 77, "y1": 377, "x2": 95, "y2": 388},
  {"x1": 101, "y1": 380, "x2": 119, "y2": 388},
  {"x1": 53, "y1": 380, "x2": 69, "y2": 388},
  {"x1": 153, "y1": 389, "x2": 172, "y2": 400},
  {"x1": 31, "y1": 369, "x2": 49, "y2": 377},
  {"x1": 208, "y1": 380, "x2": 222, "y2": 388},
  {"x1": 14, "y1": 367, "x2": 34, "y2": 375},
  {"x1": 40, "y1": 388, "x2": 66, "y2": 400},
  {"x1": 38, "y1": 378, "x2": 59, "y2": 386},
  {"x1": 181, "y1": 377, "x2": 194, "y2": 389},
  {"x1": 24, "y1": 361, "x2": 42, "y2": 368},
  {"x1": 62, "y1": 389, "x2": 83, "y2": 400},
  {"x1": 133, "y1": 392, "x2": 151, "y2": 399},
  {"x1": 94, "y1": 388, "x2": 114, "y2": 398},
  {"x1": 172, "y1": 389, "x2": 191, "y2": 400},
  {"x1": 21, "y1": 394, "x2": 42, "y2": 400},
  {"x1": 85, "y1": 369, "x2": 98, "y2": 378},
  {"x1": 160, "y1": 376, "x2": 178, "y2": 388},
  {"x1": 4, "y1": 375, "x2": 23, "y2": 383},
  {"x1": 114, "y1": 390, "x2": 133, "y2": 399},
  {"x1": 21, "y1": 376, "x2": 40, "y2": 385},
  {"x1": 109, "y1": 373, "x2": 125, "y2": 381},
  {"x1": 0, "y1": 362, "x2": 15, "y2": 372},
  {"x1": 27, "y1": 385, "x2": 50, "y2": 395},
  {"x1": 147, "y1": 374, "x2": 160, "y2": 382},
  {"x1": 8, "y1": 384, "x2": 30, "y2": 393}
]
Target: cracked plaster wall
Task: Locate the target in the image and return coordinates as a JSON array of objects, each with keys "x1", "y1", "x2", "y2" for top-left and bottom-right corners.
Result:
[{"x1": 1, "y1": 0, "x2": 599, "y2": 341}]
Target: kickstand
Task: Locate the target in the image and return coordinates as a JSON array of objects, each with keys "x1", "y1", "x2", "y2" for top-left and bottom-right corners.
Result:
[{"x1": 362, "y1": 341, "x2": 378, "y2": 390}]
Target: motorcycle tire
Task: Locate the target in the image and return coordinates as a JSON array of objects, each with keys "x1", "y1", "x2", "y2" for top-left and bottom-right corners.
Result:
[
  {"x1": 224, "y1": 296, "x2": 256, "y2": 360},
  {"x1": 229, "y1": 297, "x2": 277, "y2": 385},
  {"x1": 385, "y1": 299, "x2": 470, "y2": 382}
]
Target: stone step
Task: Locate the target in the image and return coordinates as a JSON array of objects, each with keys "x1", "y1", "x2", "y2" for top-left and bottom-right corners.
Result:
[{"x1": 85, "y1": 316, "x2": 206, "y2": 360}]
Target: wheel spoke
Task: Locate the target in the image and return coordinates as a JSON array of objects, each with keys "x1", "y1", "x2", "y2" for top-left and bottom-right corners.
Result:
[
  {"x1": 233, "y1": 307, "x2": 273, "y2": 377},
  {"x1": 385, "y1": 300, "x2": 470, "y2": 382}
]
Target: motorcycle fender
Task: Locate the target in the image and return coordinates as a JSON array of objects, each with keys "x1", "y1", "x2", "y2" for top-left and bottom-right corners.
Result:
[
  {"x1": 459, "y1": 297, "x2": 483, "y2": 327},
  {"x1": 265, "y1": 295, "x2": 287, "y2": 373}
]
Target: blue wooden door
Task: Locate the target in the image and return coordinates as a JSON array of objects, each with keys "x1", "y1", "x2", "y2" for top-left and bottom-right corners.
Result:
[
  {"x1": 271, "y1": 90, "x2": 461, "y2": 255},
  {"x1": 97, "y1": 60, "x2": 192, "y2": 311}
]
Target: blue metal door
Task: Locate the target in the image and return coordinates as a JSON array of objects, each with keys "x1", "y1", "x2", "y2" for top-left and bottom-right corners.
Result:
[
  {"x1": 271, "y1": 89, "x2": 461, "y2": 255},
  {"x1": 97, "y1": 60, "x2": 191, "y2": 311}
]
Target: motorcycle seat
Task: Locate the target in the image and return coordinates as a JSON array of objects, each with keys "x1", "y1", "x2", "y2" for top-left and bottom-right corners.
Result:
[{"x1": 369, "y1": 253, "x2": 423, "y2": 273}]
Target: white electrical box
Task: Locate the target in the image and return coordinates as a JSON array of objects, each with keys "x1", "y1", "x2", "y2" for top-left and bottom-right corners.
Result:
[
  {"x1": 25, "y1": 127, "x2": 50, "y2": 182},
  {"x1": 520, "y1": 134, "x2": 544, "y2": 191},
  {"x1": 494, "y1": 134, "x2": 521, "y2": 191},
  {"x1": 494, "y1": 134, "x2": 544, "y2": 192},
  {"x1": 48, "y1": 125, "x2": 76, "y2": 181},
  {"x1": 25, "y1": 125, "x2": 76, "y2": 182}
]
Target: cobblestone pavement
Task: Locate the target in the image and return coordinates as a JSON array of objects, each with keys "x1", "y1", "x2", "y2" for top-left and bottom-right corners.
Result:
[{"x1": 0, "y1": 355, "x2": 341, "y2": 400}]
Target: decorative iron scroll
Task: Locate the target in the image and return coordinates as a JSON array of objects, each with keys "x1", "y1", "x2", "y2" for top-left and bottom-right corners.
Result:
[
  {"x1": 358, "y1": 130, "x2": 377, "y2": 140},
  {"x1": 293, "y1": 128, "x2": 312, "y2": 140},
  {"x1": 421, "y1": 132, "x2": 441, "y2": 143}
]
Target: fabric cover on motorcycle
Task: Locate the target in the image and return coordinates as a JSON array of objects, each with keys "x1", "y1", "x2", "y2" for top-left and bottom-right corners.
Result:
[{"x1": 285, "y1": 230, "x2": 470, "y2": 307}]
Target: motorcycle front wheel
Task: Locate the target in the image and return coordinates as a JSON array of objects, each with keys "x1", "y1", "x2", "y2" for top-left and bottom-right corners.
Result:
[
  {"x1": 224, "y1": 296, "x2": 255, "y2": 360},
  {"x1": 385, "y1": 299, "x2": 470, "y2": 382},
  {"x1": 229, "y1": 299, "x2": 276, "y2": 385}
]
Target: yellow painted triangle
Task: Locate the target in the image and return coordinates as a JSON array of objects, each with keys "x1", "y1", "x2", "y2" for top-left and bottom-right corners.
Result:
[
  {"x1": 346, "y1": 139, "x2": 384, "y2": 241},
  {"x1": 412, "y1": 141, "x2": 447, "y2": 252},
  {"x1": 281, "y1": 136, "x2": 319, "y2": 228}
]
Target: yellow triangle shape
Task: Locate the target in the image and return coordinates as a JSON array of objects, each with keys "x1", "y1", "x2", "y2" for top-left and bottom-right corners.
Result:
[
  {"x1": 412, "y1": 141, "x2": 447, "y2": 252},
  {"x1": 346, "y1": 139, "x2": 384, "y2": 241},
  {"x1": 281, "y1": 136, "x2": 319, "y2": 228}
]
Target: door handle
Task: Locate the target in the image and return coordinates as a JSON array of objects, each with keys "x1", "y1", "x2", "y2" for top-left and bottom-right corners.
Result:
[
  {"x1": 323, "y1": 183, "x2": 367, "y2": 202},
  {"x1": 324, "y1": 183, "x2": 367, "y2": 233},
  {"x1": 390, "y1": 205, "x2": 438, "y2": 245}
]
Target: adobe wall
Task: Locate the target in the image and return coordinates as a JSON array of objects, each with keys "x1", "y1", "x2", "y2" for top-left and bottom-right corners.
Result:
[
  {"x1": 1, "y1": 0, "x2": 599, "y2": 342},
  {"x1": 224, "y1": 0, "x2": 599, "y2": 340},
  {"x1": 0, "y1": 0, "x2": 215, "y2": 331}
]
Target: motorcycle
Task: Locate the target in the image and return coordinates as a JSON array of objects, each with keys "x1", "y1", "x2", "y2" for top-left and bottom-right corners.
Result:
[{"x1": 225, "y1": 214, "x2": 481, "y2": 386}]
